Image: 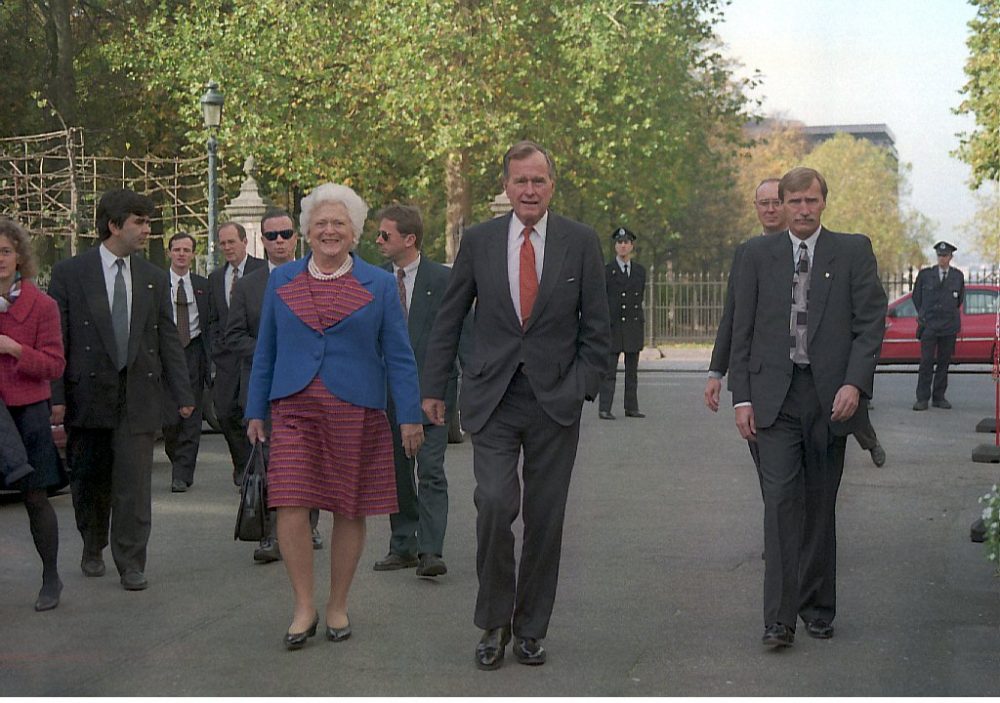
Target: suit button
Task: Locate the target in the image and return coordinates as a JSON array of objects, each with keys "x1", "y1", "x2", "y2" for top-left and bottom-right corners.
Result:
[
  {"x1": 83, "y1": 320, "x2": 90, "y2": 326},
  {"x1": 147, "y1": 373, "x2": 154, "y2": 378},
  {"x1": 84, "y1": 345, "x2": 91, "y2": 351},
  {"x1": 621, "y1": 317, "x2": 626, "y2": 321}
]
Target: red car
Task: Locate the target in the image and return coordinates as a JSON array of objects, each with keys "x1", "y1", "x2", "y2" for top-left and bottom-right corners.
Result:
[{"x1": 879, "y1": 284, "x2": 1000, "y2": 364}]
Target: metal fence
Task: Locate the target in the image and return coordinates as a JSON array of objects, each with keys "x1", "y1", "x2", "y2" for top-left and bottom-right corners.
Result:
[{"x1": 645, "y1": 267, "x2": 1000, "y2": 345}]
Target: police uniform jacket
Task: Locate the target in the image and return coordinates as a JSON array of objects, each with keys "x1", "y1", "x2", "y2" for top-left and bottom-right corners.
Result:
[
  {"x1": 912, "y1": 266, "x2": 964, "y2": 336},
  {"x1": 606, "y1": 259, "x2": 645, "y2": 354}
]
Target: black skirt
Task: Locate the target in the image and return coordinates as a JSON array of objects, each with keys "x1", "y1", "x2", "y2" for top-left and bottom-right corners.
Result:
[{"x1": 3, "y1": 400, "x2": 67, "y2": 491}]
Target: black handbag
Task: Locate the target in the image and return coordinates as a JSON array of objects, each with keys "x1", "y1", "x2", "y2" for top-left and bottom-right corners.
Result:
[{"x1": 234, "y1": 441, "x2": 268, "y2": 542}]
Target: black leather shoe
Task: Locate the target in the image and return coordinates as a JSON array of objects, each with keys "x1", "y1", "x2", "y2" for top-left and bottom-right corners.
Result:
[
  {"x1": 171, "y1": 478, "x2": 188, "y2": 493},
  {"x1": 285, "y1": 612, "x2": 319, "y2": 650},
  {"x1": 624, "y1": 410, "x2": 646, "y2": 418},
  {"x1": 120, "y1": 571, "x2": 148, "y2": 591},
  {"x1": 913, "y1": 400, "x2": 929, "y2": 411},
  {"x1": 598, "y1": 411, "x2": 616, "y2": 420},
  {"x1": 804, "y1": 619, "x2": 834, "y2": 639},
  {"x1": 513, "y1": 636, "x2": 546, "y2": 665},
  {"x1": 761, "y1": 623, "x2": 794, "y2": 647},
  {"x1": 932, "y1": 398, "x2": 952, "y2": 409},
  {"x1": 475, "y1": 626, "x2": 511, "y2": 670},
  {"x1": 325, "y1": 616, "x2": 352, "y2": 642},
  {"x1": 81, "y1": 553, "x2": 105, "y2": 578},
  {"x1": 373, "y1": 552, "x2": 418, "y2": 571},
  {"x1": 34, "y1": 578, "x2": 63, "y2": 612},
  {"x1": 416, "y1": 554, "x2": 447, "y2": 577},
  {"x1": 311, "y1": 528, "x2": 324, "y2": 550},
  {"x1": 253, "y1": 538, "x2": 281, "y2": 563},
  {"x1": 971, "y1": 518, "x2": 987, "y2": 543},
  {"x1": 869, "y1": 443, "x2": 886, "y2": 467}
]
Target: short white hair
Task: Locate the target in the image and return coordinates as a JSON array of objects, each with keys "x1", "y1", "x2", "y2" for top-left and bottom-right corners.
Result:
[{"x1": 299, "y1": 183, "x2": 368, "y2": 245}]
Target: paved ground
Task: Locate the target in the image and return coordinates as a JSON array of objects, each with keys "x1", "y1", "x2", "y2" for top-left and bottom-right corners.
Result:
[{"x1": 2, "y1": 362, "x2": 998, "y2": 696}]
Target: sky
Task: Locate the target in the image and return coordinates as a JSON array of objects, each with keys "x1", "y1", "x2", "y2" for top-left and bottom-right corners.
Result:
[{"x1": 715, "y1": 0, "x2": 989, "y2": 268}]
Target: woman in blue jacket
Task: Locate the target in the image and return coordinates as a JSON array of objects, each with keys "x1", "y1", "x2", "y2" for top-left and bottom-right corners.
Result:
[{"x1": 247, "y1": 183, "x2": 423, "y2": 650}]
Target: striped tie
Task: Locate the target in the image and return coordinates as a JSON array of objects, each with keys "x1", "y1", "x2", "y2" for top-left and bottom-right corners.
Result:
[{"x1": 790, "y1": 242, "x2": 810, "y2": 364}]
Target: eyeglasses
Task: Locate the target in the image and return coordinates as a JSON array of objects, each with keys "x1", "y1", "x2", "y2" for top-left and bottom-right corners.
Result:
[
  {"x1": 262, "y1": 229, "x2": 294, "y2": 241},
  {"x1": 755, "y1": 199, "x2": 782, "y2": 209},
  {"x1": 376, "y1": 230, "x2": 393, "y2": 242}
]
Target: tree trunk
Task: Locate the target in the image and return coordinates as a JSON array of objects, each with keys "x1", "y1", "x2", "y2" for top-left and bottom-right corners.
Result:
[
  {"x1": 444, "y1": 149, "x2": 470, "y2": 263},
  {"x1": 48, "y1": 0, "x2": 77, "y2": 125}
]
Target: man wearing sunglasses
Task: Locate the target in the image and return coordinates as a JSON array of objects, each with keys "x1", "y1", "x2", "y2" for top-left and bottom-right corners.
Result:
[
  {"x1": 224, "y1": 208, "x2": 321, "y2": 562},
  {"x1": 372, "y1": 204, "x2": 468, "y2": 579}
]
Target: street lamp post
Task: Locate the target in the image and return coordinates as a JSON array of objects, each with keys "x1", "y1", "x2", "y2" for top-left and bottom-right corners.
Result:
[{"x1": 200, "y1": 81, "x2": 225, "y2": 272}]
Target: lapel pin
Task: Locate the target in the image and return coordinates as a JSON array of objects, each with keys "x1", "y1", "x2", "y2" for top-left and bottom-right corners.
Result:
[
  {"x1": 824, "y1": 272, "x2": 831, "y2": 278},
  {"x1": 147, "y1": 283, "x2": 154, "y2": 288}
]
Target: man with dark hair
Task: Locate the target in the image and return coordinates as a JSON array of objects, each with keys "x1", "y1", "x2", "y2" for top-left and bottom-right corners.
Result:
[
  {"x1": 912, "y1": 240, "x2": 964, "y2": 411},
  {"x1": 49, "y1": 188, "x2": 195, "y2": 591},
  {"x1": 207, "y1": 221, "x2": 265, "y2": 485},
  {"x1": 162, "y1": 232, "x2": 210, "y2": 493},
  {"x1": 730, "y1": 167, "x2": 886, "y2": 647},
  {"x1": 422, "y1": 141, "x2": 610, "y2": 669},
  {"x1": 373, "y1": 203, "x2": 466, "y2": 578},
  {"x1": 224, "y1": 207, "x2": 322, "y2": 561}
]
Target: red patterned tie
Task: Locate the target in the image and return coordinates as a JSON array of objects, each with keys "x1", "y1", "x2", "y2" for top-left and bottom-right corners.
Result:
[
  {"x1": 519, "y1": 227, "x2": 538, "y2": 328},
  {"x1": 396, "y1": 268, "x2": 408, "y2": 319}
]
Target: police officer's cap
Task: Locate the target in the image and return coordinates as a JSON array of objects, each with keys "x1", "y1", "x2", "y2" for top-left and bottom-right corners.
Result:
[
  {"x1": 612, "y1": 227, "x2": 636, "y2": 242},
  {"x1": 933, "y1": 241, "x2": 957, "y2": 255}
]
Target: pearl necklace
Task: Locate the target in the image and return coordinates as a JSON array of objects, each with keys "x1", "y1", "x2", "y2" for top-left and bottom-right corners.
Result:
[{"x1": 308, "y1": 255, "x2": 353, "y2": 281}]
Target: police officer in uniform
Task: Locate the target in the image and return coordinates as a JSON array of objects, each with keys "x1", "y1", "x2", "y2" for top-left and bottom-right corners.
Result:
[
  {"x1": 599, "y1": 227, "x2": 646, "y2": 419},
  {"x1": 912, "y1": 241, "x2": 964, "y2": 411}
]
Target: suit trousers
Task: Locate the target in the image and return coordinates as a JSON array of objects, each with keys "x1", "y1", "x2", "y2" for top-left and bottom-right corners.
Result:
[
  {"x1": 470, "y1": 369, "x2": 580, "y2": 639},
  {"x1": 755, "y1": 365, "x2": 845, "y2": 629},
  {"x1": 851, "y1": 416, "x2": 879, "y2": 452},
  {"x1": 163, "y1": 336, "x2": 206, "y2": 486},
  {"x1": 68, "y1": 376, "x2": 156, "y2": 576},
  {"x1": 388, "y1": 422, "x2": 449, "y2": 558},
  {"x1": 218, "y1": 411, "x2": 251, "y2": 484},
  {"x1": 598, "y1": 351, "x2": 639, "y2": 413},
  {"x1": 916, "y1": 333, "x2": 956, "y2": 402}
]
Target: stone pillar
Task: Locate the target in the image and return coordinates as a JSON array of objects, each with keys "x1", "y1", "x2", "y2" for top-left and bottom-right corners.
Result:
[
  {"x1": 489, "y1": 191, "x2": 512, "y2": 218},
  {"x1": 222, "y1": 156, "x2": 269, "y2": 260}
]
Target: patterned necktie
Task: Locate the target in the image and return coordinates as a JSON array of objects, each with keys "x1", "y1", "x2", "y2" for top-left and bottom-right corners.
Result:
[
  {"x1": 176, "y1": 277, "x2": 191, "y2": 347},
  {"x1": 519, "y1": 227, "x2": 538, "y2": 329},
  {"x1": 112, "y1": 259, "x2": 129, "y2": 370},
  {"x1": 227, "y1": 265, "x2": 239, "y2": 305},
  {"x1": 396, "y1": 268, "x2": 408, "y2": 320},
  {"x1": 790, "y1": 242, "x2": 810, "y2": 364}
]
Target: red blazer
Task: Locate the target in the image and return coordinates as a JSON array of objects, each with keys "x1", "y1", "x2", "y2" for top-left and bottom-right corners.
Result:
[{"x1": 0, "y1": 280, "x2": 65, "y2": 407}]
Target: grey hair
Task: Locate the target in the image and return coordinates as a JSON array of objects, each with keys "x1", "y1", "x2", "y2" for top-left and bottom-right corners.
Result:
[{"x1": 299, "y1": 183, "x2": 368, "y2": 245}]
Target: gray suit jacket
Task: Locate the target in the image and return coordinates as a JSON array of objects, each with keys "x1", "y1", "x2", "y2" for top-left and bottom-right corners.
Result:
[
  {"x1": 710, "y1": 240, "x2": 750, "y2": 375},
  {"x1": 729, "y1": 228, "x2": 886, "y2": 435},
  {"x1": 223, "y1": 265, "x2": 270, "y2": 413},
  {"x1": 422, "y1": 212, "x2": 610, "y2": 433},
  {"x1": 49, "y1": 246, "x2": 194, "y2": 432}
]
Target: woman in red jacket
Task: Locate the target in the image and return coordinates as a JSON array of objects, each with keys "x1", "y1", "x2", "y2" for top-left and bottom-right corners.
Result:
[{"x1": 0, "y1": 218, "x2": 66, "y2": 611}]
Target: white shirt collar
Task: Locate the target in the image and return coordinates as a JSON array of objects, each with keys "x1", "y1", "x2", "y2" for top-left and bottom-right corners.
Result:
[
  {"x1": 508, "y1": 211, "x2": 549, "y2": 245},
  {"x1": 169, "y1": 268, "x2": 191, "y2": 286},
  {"x1": 788, "y1": 226, "x2": 822, "y2": 260},
  {"x1": 616, "y1": 256, "x2": 631, "y2": 271},
  {"x1": 100, "y1": 243, "x2": 131, "y2": 272},
  {"x1": 392, "y1": 253, "x2": 421, "y2": 278}
]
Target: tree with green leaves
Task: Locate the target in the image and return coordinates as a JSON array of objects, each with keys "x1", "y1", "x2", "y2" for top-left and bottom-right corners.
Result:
[{"x1": 955, "y1": 0, "x2": 999, "y2": 188}]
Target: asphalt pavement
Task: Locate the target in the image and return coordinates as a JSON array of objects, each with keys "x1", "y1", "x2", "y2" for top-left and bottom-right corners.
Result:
[{"x1": 1, "y1": 360, "x2": 998, "y2": 696}]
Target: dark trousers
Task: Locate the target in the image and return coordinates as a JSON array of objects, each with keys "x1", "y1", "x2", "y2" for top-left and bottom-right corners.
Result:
[
  {"x1": 755, "y1": 366, "x2": 845, "y2": 629},
  {"x1": 852, "y1": 416, "x2": 879, "y2": 451},
  {"x1": 68, "y1": 418, "x2": 156, "y2": 577},
  {"x1": 598, "y1": 351, "x2": 639, "y2": 413},
  {"x1": 388, "y1": 422, "x2": 449, "y2": 558},
  {"x1": 219, "y1": 411, "x2": 251, "y2": 484},
  {"x1": 162, "y1": 336, "x2": 206, "y2": 486},
  {"x1": 470, "y1": 369, "x2": 580, "y2": 639},
  {"x1": 916, "y1": 333, "x2": 956, "y2": 402}
]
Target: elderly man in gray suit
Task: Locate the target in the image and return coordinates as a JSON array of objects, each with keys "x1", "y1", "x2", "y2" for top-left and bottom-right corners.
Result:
[
  {"x1": 730, "y1": 167, "x2": 886, "y2": 648},
  {"x1": 422, "y1": 141, "x2": 610, "y2": 670}
]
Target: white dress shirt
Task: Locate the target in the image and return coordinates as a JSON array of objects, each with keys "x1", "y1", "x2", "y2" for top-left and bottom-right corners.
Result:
[
  {"x1": 99, "y1": 243, "x2": 132, "y2": 330},
  {"x1": 616, "y1": 256, "x2": 631, "y2": 276},
  {"x1": 788, "y1": 227, "x2": 821, "y2": 270},
  {"x1": 169, "y1": 269, "x2": 201, "y2": 340},
  {"x1": 392, "y1": 254, "x2": 421, "y2": 313},
  {"x1": 507, "y1": 212, "x2": 547, "y2": 325}
]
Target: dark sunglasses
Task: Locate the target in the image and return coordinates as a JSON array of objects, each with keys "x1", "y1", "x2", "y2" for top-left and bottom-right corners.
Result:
[
  {"x1": 376, "y1": 230, "x2": 393, "y2": 242},
  {"x1": 262, "y1": 229, "x2": 295, "y2": 241}
]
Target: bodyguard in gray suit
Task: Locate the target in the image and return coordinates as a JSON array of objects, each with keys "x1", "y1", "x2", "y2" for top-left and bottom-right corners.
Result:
[
  {"x1": 49, "y1": 189, "x2": 195, "y2": 591},
  {"x1": 422, "y1": 141, "x2": 610, "y2": 670},
  {"x1": 372, "y1": 204, "x2": 465, "y2": 578},
  {"x1": 730, "y1": 167, "x2": 886, "y2": 647}
]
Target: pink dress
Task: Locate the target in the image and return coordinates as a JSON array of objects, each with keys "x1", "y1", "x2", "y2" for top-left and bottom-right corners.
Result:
[{"x1": 266, "y1": 271, "x2": 397, "y2": 518}]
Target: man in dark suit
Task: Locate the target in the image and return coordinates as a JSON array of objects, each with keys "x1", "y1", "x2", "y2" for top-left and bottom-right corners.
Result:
[
  {"x1": 372, "y1": 204, "x2": 465, "y2": 578},
  {"x1": 730, "y1": 167, "x2": 886, "y2": 647},
  {"x1": 422, "y1": 141, "x2": 610, "y2": 670},
  {"x1": 162, "y1": 232, "x2": 210, "y2": 493},
  {"x1": 224, "y1": 207, "x2": 321, "y2": 562},
  {"x1": 206, "y1": 221, "x2": 265, "y2": 485},
  {"x1": 49, "y1": 188, "x2": 195, "y2": 591},
  {"x1": 912, "y1": 240, "x2": 964, "y2": 411},
  {"x1": 707, "y1": 178, "x2": 886, "y2": 468},
  {"x1": 598, "y1": 226, "x2": 646, "y2": 420}
]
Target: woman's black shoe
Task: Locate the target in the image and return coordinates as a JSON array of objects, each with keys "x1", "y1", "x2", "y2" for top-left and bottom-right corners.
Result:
[
  {"x1": 325, "y1": 616, "x2": 352, "y2": 642},
  {"x1": 34, "y1": 578, "x2": 63, "y2": 612},
  {"x1": 284, "y1": 613, "x2": 319, "y2": 650}
]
